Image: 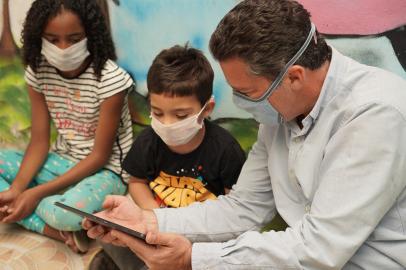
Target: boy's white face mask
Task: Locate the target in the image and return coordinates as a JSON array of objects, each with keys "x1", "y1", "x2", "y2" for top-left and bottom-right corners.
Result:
[
  {"x1": 150, "y1": 102, "x2": 209, "y2": 146},
  {"x1": 41, "y1": 38, "x2": 90, "y2": 71}
]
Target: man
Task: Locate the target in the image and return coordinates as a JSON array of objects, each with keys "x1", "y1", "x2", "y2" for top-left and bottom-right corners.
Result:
[{"x1": 84, "y1": 0, "x2": 406, "y2": 269}]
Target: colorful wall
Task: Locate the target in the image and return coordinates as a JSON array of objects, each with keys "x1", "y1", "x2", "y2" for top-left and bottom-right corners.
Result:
[{"x1": 1, "y1": 0, "x2": 405, "y2": 151}]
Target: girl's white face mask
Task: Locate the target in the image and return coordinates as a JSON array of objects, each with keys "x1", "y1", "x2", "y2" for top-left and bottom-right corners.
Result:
[
  {"x1": 150, "y1": 102, "x2": 209, "y2": 146},
  {"x1": 41, "y1": 38, "x2": 90, "y2": 71}
]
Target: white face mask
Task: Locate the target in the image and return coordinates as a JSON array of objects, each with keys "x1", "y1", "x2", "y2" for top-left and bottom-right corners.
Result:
[
  {"x1": 232, "y1": 23, "x2": 316, "y2": 125},
  {"x1": 150, "y1": 102, "x2": 209, "y2": 146},
  {"x1": 41, "y1": 38, "x2": 90, "y2": 71}
]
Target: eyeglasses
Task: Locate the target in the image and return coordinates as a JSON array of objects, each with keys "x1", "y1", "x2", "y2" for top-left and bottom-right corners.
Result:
[{"x1": 233, "y1": 22, "x2": 317, "y2": 103}]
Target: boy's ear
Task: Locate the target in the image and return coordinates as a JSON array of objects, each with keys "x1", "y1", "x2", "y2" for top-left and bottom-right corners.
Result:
[{"x1": 202, "y1": 98, "x2": 215, "y2": 118}]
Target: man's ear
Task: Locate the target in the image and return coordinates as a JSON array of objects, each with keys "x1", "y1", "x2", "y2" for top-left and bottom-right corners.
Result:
[{"x1": 287, "y1": 65, "x2": 306, "y2": 92}]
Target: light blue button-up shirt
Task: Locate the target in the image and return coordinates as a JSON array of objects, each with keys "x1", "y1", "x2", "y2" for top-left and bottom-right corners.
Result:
[{"x1": 154, "y1": 48, "x2": 406, "y2": 269}]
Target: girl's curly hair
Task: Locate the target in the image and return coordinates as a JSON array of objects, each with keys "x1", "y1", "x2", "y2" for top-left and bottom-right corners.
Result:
[{"x1": 21, "y1": 0, "x2": 117, "y2": 78}]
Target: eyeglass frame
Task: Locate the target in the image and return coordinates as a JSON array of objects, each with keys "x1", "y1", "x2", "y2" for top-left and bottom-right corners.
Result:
[{"x1": 232, "y1": 22, "x2": 317, "y2": 103}]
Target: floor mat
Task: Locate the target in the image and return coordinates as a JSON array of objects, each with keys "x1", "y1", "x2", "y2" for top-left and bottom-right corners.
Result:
[{"x1": 0, "y1": 223, "x2": 100, "y2": 270}]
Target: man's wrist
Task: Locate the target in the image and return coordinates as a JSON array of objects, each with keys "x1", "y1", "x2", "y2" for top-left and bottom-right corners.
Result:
[{"x1": 142, "y1": 209, "x2": 159, "y2": 233}]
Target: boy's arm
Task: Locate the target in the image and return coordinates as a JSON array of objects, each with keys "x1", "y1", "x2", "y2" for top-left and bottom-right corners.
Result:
[{"x1": 129, "y1": 177, "x2": 160, "y2": 210}]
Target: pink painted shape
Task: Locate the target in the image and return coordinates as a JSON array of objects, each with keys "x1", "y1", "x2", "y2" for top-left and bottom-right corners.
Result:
[
  {"x1": 75, "y1": 201, "x2": 85, "y2": 209},
  {"x1": 297, "y1": 0, "x2": 406, "y2": 35}
]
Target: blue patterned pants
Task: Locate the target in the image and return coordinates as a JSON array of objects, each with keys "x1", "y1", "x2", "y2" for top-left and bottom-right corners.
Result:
[{"x1": 0, "y1": 149, "x2": 126, "y2": 234}]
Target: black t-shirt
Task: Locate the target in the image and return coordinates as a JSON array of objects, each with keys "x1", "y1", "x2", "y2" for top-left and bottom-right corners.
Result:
[{"x1": 122, "y1": 120, "x2": 246, "y2": 208}]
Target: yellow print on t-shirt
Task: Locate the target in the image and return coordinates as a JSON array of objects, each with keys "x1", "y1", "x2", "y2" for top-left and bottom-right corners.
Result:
[{"x1": 149, "y1": 171, "x2": 217, "y2": 208}]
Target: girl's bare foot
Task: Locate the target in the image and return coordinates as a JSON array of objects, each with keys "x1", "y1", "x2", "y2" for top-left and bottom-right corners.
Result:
[
  {"x1": 59, "y1": 231, "x2": 81, "y2": 253},
  {"x1": 43, "y1": 224, "x2": 89, "y2": 253}
]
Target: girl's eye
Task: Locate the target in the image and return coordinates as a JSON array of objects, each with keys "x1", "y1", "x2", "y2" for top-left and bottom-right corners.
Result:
[{"x1": 69, "y1": 39, "x2": 82, "y2": 44}]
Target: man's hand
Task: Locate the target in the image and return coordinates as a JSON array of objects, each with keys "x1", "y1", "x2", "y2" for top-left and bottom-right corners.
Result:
[
  {"x1": 111, "y1": 230, "x2": 193, "y2": 270},
  {"x1": 1, "y1": 188, "x2": 41, "y2": 223},
  {"x1": 82, "y1": 195, "x2": 158, "y2": 244}
]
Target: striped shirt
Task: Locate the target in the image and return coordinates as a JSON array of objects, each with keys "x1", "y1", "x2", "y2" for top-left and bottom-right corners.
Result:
[{"x1": 25, "y1": 58, "x2": 134, "y2": 181}]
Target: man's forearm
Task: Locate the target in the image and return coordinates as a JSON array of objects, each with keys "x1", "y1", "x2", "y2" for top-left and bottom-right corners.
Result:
[{"x1": 153, "y1": 186, "x2": 276, "y2": 243}]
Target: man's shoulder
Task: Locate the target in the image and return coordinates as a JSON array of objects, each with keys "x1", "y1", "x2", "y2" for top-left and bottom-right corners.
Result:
[{"x1": 349, "y1": 67, "x2": 406, "y2": 116}]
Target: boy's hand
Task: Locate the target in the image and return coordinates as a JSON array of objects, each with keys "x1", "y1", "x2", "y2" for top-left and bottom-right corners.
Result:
[
  {"x1": 1, "y1": 188, "x2": 41, "y2": 223},
  {"x1": 82, "y1": 195, "x2": 158, "y2": 244}
]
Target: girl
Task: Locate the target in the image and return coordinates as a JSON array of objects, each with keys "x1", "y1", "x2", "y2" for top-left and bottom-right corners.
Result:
[{"x1": 0, "y1": 0, "x2": 134, "y2": 253}]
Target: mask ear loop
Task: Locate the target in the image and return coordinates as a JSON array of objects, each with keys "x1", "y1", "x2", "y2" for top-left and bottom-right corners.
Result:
[
  {"x1": 313, "y1": 30, "x2": 318, "y2": 45},
  {"x1": 199, "y1": 96, "x2": 215, "y2": 123},
  {"x1": 233, "y1": 22, "x2": 317, "y2": 102}
]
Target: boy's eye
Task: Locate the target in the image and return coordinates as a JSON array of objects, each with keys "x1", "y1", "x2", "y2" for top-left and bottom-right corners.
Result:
[{"x1": 176, "y1": 114, "x2": 188, "y2": 120}]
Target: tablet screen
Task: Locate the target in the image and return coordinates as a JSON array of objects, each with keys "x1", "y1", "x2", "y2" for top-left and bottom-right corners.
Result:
[{"x1": 54, "y1": 201, "x2": 147, "y2": 241}]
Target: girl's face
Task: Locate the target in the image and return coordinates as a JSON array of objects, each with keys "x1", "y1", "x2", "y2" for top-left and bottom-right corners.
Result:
[{"x1": 43, "y1": 9, "x2": 86, "y2": 49}]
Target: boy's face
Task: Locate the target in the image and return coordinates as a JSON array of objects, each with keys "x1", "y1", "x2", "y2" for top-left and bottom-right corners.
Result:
[{"x1": 150, "y1": 93, "x2": 212, "y2": 125}]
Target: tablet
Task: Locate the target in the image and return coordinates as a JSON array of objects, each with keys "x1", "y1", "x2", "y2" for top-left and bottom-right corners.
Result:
[{"x1": 54, "y1": 201, "x2": 147, "y2": 241}]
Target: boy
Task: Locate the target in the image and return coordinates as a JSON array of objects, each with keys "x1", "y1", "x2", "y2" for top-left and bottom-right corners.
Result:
[
  {"x1": 124, "y1": 44, "x2": 246, "y2": 210},
  {"x1": 89, "y1": 44, "x2": 246, "y2": 270}
]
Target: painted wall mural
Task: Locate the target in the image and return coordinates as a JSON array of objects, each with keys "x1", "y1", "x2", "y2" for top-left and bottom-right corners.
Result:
[{"x1": 0, "y1": 0, "x2": 405, "y2": 152}]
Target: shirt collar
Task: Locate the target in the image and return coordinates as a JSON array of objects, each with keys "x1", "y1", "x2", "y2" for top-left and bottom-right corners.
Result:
[{"x1": 288, "y1": 46, "x2": 348, "y2": 135}]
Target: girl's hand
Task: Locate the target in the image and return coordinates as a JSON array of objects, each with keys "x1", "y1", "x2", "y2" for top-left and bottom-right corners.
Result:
[
  {"x1": 0, "y1": 187, "x2": 22, "y2": 215},
  {"x1": 2, "y1": 188, "x2": 41, "y2": 223}
]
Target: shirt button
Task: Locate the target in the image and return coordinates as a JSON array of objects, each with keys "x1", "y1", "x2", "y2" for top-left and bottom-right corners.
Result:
[{"x1": 305, "y1": 204, "x2": 311, "y2": 213}]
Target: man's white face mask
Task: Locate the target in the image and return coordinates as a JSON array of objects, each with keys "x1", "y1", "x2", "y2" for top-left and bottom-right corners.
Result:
[
  {"x1": 150, "y1": 101, "x2": 210, "y2": 147},
  {"x1": 232, "y1": 23, "x2": 316, "y2": 125},
  {"x1": 41, "y1": 38, "x2": 90, "y2": 71}
]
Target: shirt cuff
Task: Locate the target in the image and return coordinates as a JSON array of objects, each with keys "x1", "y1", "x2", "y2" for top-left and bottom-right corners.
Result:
[
  {"x1": 153, "y1": 208, "x2": 170, "y2": 232},
  {"x1": 191, "y1": 242, "x2": 223, "y2": 270}
]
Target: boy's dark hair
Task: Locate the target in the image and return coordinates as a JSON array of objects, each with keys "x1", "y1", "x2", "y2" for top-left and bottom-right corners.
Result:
[
  {"x1": 21, "y1": 0, "x2": 116, "y2": 78},
  {"x1": 209, "y1": 0, "x2": 331, "y2": 80},
  {"x1": 147, "y1": 44, "x2": 214, "y2": 106}
]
